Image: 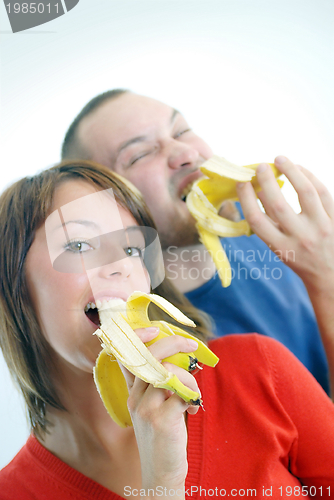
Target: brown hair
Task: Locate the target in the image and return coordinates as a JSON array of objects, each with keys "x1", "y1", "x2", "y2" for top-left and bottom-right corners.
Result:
[
  {"x1": 61, "y1": 89, "x2": 128, "y2": 160},
  {"x1": 0, "y1": 160, "x2": 213, "y2": 437}
]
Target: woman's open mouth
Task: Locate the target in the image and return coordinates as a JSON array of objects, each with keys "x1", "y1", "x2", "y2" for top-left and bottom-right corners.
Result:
[
  {"x1": 84, "y1": 302, "x2": 100, "y2": 326},
  {"x1": 84, "y1": 297, "x2": 126, "y2": 326}
]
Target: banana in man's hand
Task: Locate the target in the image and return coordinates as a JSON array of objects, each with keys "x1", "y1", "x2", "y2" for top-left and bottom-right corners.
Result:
[
  {"x1": 186, "y1": 156, "x2": 283, "y2": 287},
  {"x1": 93, "y1": 292, "x2": 219, "y2": 427}
]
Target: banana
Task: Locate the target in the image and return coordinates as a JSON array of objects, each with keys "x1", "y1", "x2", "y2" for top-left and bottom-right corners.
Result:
[
  {"x1": 186, "y1": 155, "x2": 283, "y2": 287},
  {"x1": 93, "y1": 292, "x2": 219, "y2": 427}
]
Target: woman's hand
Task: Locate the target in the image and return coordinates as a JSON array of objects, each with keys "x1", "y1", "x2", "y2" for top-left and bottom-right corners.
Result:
[{"x1": 120, "y1": 327, "x2": 201, "y2": 498}]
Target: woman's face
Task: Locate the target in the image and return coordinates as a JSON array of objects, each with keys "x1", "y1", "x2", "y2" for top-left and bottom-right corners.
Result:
[{"x1": 25, "y1": 179, "x2": 151, "y2": 374}]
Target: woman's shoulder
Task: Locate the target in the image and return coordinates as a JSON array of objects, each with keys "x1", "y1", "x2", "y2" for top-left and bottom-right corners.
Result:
[
  {"x1": 204, "y1": 333, "x2": 306, "y2": 395},
  {"x1": 208, "y1": 332, "x2": 288, "y2": 364},
  {"x1": 0, "y1": 439, "x2": 32, "y2": 499},
  {"x1": 204, "y1": 333, "x2": 332, "y2": 414}
]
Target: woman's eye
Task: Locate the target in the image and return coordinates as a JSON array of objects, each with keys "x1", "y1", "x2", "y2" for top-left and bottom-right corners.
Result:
[
  {"x1": 124, "y1": 247, "x2": 142, "y2": 257},
  {"x1": 174, "y1": 128, "x2": 191, "y2": 139},
  {"x1": 66, "y1": 241, "x2": 92, "y2": 253}
]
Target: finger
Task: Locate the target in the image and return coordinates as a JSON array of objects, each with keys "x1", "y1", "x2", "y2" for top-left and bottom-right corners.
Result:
[
  {"x1": 163, "y1": 392, "x2": 200, "y2": 416},
  {"x1": 128, "y1": 362, "x2": 200, "y2": 417},
  {"x1": 253, "y1": 162, "x2": 298, "y2": 234},
  {"x1": 274, "y1": 156, "x2": 328, "y2": 219},
  {"x1": 118, "y1": 359, "x2": 136, "y2": 392},
  {"x1": 256, "y1": 189, "x2": 280, "y2": 224},
  {"x1": 297, "y1": 165, "x2": 334, "y2": 219},
  {"x1": 162, "y1": 362, "x2": 201, "y2": 394},
  {"x1": 126, "y1": 377, "x2": 161, "y2": 418},
  {"x1": 129, "y1": 379, "x2": 194, "y2": 423},
  {"x1": 119, "y1": 327, "x2": 167, "y2": 391},
  {"x1": 236, "y1": 181, "x2": 289, "y2": 247},
  {"x1": 134, "y1": 327, "x2": 159, "y2": 343},
  {"x1": 218, "y1": 200, "x2": 241, "y2": 221},
  {"x1": 162, "y1": 362, "x2": 201, "y2": 415},
  {"x1": 148, "y1": 335, "x2": 198, "y2": 362}
]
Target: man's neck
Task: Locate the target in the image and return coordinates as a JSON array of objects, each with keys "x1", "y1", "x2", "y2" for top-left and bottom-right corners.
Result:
[{"x1": 163, "y1": 243, "x2": 216, "y2": 293}]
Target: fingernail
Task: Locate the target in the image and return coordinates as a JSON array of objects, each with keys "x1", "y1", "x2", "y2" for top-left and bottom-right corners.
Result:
[
  {"x1": 187, "y1": 339, "x2": 198, "y2": 350},
  {"x1": 275, "y1": 155, "x2": 287, "y2": 165},
  {"x1": 236, "y1": 182, "x2": 245, "y2": 189},
  {"x1": 145, "y1": 327, "x2": 159, "y2": 333},
  {"x1": 257, "y1": 163, "x2": 268, "y2": 173}
]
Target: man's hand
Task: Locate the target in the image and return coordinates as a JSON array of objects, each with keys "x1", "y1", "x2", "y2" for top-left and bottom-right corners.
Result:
[
  {"x1": 218, "y1": 200, "x2": 241, "y2": 222},
  {"x1": 236, "y1": 155, "x2": 334, "y2": 290},
  {"x1": 236, "y1": 155, "x2": 334, "y2": 394}
]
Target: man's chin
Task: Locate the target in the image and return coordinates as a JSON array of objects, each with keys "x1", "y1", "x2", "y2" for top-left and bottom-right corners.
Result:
[{"x1": 159, "y1": 225, "x2": 200, "y2": 250}]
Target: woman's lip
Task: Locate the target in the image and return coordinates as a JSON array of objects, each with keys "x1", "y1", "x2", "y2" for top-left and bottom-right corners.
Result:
[{"x1": 85, "y1": 291, "x2": 128, "y2": 307}]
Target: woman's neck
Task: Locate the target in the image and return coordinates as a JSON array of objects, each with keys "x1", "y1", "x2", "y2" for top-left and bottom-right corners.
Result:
[{"x1": 39, "y1": 366, "x2": 142, "y2": 495}]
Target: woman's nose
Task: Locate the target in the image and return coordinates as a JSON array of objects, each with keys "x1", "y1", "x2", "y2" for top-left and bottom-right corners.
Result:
[{"x1": 100, "y1": 255, "x2": 133, "y2": 279}]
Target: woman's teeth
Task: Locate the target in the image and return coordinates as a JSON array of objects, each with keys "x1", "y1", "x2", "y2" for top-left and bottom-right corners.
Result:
[
  {"x1": 84, "y1": 298, "x2": 125, "y2": 315},
  {"x1": 84, "y1": 302, "x2": 97, "y2": 312}
]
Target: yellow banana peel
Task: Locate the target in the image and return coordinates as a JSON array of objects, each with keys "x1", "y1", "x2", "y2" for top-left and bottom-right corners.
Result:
[
  {"x1": 186, "y1": 156, "x2": 283, "y2": 287},
  {"x1": 93, "y1": 292, "x2": 219, "y2": 427}
]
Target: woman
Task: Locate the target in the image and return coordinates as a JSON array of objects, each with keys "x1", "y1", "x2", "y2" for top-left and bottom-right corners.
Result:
[{"x1": 0, "y1": 160, "x2": 333, "y2": 499}]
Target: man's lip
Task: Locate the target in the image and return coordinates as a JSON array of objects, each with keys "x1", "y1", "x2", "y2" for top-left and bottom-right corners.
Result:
[{"x1": 177, "y1": 170, "x2": 204, "y2": 199}]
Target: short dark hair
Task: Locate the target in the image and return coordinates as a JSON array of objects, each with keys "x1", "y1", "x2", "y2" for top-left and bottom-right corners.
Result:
[{"x1": 61, "y1": 89, "x2": 128, "y2": 160}]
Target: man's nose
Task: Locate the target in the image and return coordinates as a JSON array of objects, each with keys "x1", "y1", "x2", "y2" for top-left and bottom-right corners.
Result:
[{"x1": 167, "y1": 141, "x2": 200, "y2": 170}]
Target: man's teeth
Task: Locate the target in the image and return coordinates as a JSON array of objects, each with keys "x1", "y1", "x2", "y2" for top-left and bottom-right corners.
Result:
[
  {"x1": 84, "y1": 302, "x2": 97, "y2": 312},
  {"x1": 181, "y1": 182, "x2": 194, "y2": 201}
]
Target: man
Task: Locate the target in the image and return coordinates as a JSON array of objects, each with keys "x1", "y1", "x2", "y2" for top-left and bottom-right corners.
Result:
[{"x1": 61, "y1": 89, "x2": 334, "y2": 393}]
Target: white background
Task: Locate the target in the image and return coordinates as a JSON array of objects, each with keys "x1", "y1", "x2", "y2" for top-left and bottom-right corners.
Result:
[{"x1": 0, "y1": 0, "x2": 333, "y2": 468}]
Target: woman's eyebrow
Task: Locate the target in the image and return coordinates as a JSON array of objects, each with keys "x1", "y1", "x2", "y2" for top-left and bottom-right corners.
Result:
[{"x1": 54, "y1": 220, "x2": 100, "y2": 231}]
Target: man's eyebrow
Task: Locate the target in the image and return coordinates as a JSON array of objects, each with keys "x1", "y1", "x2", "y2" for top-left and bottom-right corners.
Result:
[
  {"x1": 117, "y1": 135, "x2": 147, "y2": 154},
  {"x1": 171, "y1": 108, "x2": 180, "y2": 123},
  {"x1": 116, "y1": 108, "x2": 181, "y2": 155}
]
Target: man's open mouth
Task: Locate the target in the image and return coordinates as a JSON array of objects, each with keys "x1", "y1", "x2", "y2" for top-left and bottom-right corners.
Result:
[{"x1": 180, "y1": 181, "x2": 195, "y2": 202}]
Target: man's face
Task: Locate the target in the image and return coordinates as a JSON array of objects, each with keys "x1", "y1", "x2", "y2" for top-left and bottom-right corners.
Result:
[{"x1": 77, "y1": 93, "x2": 213, "y2": 248}]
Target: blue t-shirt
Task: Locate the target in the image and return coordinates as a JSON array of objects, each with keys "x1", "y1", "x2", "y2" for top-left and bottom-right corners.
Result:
[{"x1": 185, "y1": 234, "x2": 330, "y2": 394}]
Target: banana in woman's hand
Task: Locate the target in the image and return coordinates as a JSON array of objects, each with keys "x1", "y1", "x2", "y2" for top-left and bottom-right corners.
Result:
[
  {"x1": 93, "y1": 292, "x2": 219, "y2": 427},
  {"x1": 186, "y1": 156, "x2": 283, "y2": 287}
]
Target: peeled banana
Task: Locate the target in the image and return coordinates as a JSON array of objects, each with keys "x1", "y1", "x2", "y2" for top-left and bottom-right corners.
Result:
[
  {"x1": 186, "y1": 156, "x2": 283, "y2": 287},
  {"x1": 93, "y1": 292, "x2": 219, "y2": 427}
]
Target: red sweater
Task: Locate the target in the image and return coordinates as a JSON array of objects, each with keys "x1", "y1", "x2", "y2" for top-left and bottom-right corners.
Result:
[{"x1": 1, "y1": 335, "x2": 333, "y2": 499}]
